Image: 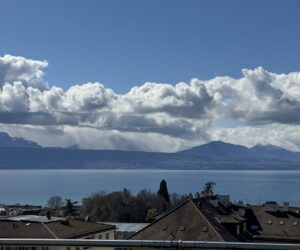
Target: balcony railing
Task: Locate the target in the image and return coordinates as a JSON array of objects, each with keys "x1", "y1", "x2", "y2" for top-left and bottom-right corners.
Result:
[{"x1": 0, "y1": 239, "x2": 300, "y2": 250}]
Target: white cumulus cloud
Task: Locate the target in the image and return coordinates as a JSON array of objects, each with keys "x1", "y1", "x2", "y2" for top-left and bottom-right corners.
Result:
[{"x1": 1, "y1": 54, "x2": 300, "y2": 151}]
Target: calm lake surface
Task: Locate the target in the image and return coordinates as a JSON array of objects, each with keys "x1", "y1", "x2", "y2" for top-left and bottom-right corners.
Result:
[{"x1": 0, "y1": 170, "x2": 299, "y2": 206}]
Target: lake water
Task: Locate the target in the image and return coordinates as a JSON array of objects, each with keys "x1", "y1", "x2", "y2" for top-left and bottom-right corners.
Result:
[{"x1": 0, "y1": 170, "x2": 299, "y2": 206}]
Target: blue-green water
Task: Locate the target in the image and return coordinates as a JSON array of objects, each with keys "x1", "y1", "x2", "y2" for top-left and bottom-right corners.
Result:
[{"x1": 0, "y1": 170, "x2": 299, "y2": 206}]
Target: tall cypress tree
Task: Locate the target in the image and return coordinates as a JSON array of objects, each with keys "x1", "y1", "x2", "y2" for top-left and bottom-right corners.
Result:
[{"x1": 157, "y1": 179, "x2": 170, "y2": 203}]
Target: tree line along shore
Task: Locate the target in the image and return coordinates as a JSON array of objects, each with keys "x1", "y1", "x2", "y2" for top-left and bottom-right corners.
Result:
[{"x1": 45, "y1": 180, "x2": 216, "y2": 223}]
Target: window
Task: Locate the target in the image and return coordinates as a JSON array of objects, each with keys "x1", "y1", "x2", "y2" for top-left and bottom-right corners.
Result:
[{"x1": 250, "y1": 225, "x2": 259, "y2": 231}]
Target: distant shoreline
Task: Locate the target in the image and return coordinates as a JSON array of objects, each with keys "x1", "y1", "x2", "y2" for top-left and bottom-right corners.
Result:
[{"x1": 1, "y1": 168, "x2": 300, "y2": 171}]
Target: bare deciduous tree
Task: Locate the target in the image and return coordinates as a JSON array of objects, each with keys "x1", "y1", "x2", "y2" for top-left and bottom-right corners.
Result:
[{"x1": 47, "y1": 195, "x2": 63, "y2": 210}]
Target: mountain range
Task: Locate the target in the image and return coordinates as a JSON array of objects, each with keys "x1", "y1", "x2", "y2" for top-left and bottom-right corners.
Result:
[{"x1": 0, "y1": 132, "x2": 299, "y2": 170}]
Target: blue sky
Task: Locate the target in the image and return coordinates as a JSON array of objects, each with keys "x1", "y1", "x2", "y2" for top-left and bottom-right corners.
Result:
[
  {"x1": 1, "y1": 0, "x2": 300, "y2": 151},
  {"x1": 1, "y1": 0, "x2": 300, "y2": 93}
]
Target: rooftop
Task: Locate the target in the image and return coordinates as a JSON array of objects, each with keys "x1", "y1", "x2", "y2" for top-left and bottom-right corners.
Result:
[
  {"x1": 130, "y1": 195, "x2": 300, "y2": 243},
  {"x1": 0, "y1": 216, "x2": 115, "y2": 239},
  {"x1": 246, "y1": 205, "x2": 300, "y2": 242},
  {"x1": 129, "y1": 198, "x2": 237, "y2": 242}
]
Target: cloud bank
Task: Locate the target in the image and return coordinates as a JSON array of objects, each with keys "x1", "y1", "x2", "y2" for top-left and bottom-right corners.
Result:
[{"x1": 1, "y1": 54, "x2": 300, "y2": 152}]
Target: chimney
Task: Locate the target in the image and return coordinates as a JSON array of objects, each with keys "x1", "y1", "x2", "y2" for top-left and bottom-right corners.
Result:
[
  {"x1": 61, "y1": 219, "x2": 69, "y2": 225},
  {"x1": 238, "y1": 207, "x2": 246, "y2": 217},
  {"x1": 46, "y1": 211, "x2": 51, "y2": 220},
  {"x1": 264, "y1": 201, "x2": 278, "y2": 212},
  {"x1": 283, "y1": 202, "x2": 289, "y2": 212}
]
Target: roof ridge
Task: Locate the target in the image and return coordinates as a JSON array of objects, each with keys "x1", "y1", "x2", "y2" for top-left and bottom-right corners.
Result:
[
  {"x1": 42, "y1": 223, "x2": 58, "y2": 239},
  {"x1": 65, "y1": 225, "x2": 116, "y2": 238},
  {"x1": 48, "y1": 220, "x2": 116, "y2": 239},
  {"x1": 190, "y1": 200, "x2": 224, "y2": 241},
  {"x1": 128, "y1": 199, "x2": 191, "y2": 239}
]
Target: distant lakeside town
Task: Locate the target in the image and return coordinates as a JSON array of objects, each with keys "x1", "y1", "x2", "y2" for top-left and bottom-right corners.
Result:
[{"x1": 1, "y1": 180, "x2": 300, "y2": 245}]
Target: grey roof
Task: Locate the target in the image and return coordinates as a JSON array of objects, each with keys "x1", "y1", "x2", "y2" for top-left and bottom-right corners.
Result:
[
  {"x1": 129, "y1": 199, "x2": 237, "y2": 242},
  {"x1": 246, "y1": 205, "x2": 300, "y2": 242},
  {"x1": 0, "y1": 221, "x2": 55, "y2": 238},
  {"x1": 0, "y1": 216, "x2": 116, "y2": 239},
  {"x1": 215, "y1": 215, "x2": 241, "y2": 224},
  {"x1": 46, "y1": 220, "x2": 115, "y2": 238}
]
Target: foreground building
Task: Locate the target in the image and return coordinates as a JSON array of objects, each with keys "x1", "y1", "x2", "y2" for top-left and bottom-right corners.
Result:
[
  {"x1": 0, "y1": 215, "x2": 115, "y2": 250},
  {"x1": 130, "y1": 195, "x2": 300, "y2": 243},
  {"x1": 129, "y1": 195, "x2": 239, "y2": 242},
  {"x1": 244, "y1": 201, "x2": 300, "y2": 243}
]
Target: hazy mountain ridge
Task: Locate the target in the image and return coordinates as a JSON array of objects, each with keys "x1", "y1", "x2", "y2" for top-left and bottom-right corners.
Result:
[
  {"x1": 180, "y1": 141, "x2": 300, "y2": 160},
  {"x1": 0, "y1": 133, "x2": 299, "y2": 170},
  {"x1": 0, "y1": 132, "x2": 41, "y2": 148}
]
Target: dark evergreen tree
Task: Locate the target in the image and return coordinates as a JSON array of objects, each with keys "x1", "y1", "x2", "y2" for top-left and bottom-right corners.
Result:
[
  {"x1": 157, "y1": 179, "x2": 170, "y2": 203},
  {"x1": 203, "y1": 181, "x2": 216, "y2": 195},
  {"x1": 64, "y1": 199, "x2": 78, "y2": 218}
]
